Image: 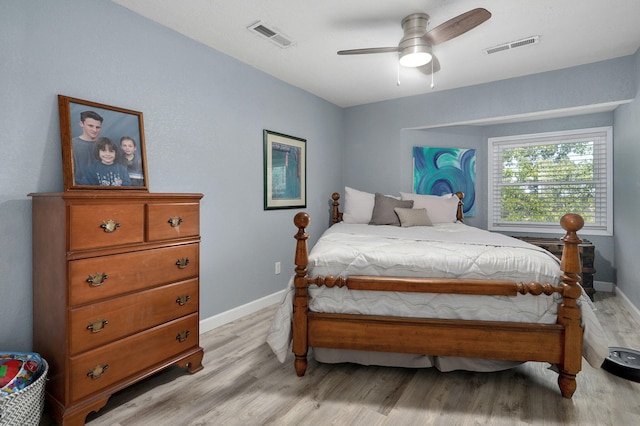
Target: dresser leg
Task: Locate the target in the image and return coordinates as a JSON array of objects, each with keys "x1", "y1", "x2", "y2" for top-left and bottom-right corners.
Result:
[
  {"x1": 177, "y1": 347, "x2": 204, "y2": 373},
  {"x1": 47, "y1": 393, "x2": 110, "y2": 426}
]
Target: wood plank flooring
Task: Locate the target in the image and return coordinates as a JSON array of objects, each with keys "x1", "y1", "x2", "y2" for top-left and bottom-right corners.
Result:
[{"x1": 40, "y1": 292, "x2": 640, "y2": 425}]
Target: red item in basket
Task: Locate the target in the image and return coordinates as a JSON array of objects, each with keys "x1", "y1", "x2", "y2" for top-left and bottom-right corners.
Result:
[
  {"x1": 0, "y1": 352, "x2": 44, "y2": 395},
  {"x1": 0, "y1": 359, "x2": 22, "y2": 387}
]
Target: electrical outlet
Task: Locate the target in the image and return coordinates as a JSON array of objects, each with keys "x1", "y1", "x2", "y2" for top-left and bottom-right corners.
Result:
[{"x1": 275, "y1": 261, "x2": 281, "y2": 275}]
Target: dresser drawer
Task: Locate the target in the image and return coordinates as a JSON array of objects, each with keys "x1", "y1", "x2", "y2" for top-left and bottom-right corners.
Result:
[
  {"x1": 69, "y1": 279, "x2": 199, "y2": 355},
  {"x1": 147, "y1": 202, "x2": 200, "y2": 242},
  {"x1": 69, "y1": 243, "x2": 199, "y2": 305},
  {"x1": 69, "y1": 204, "x2": 145, "y2": 251},
  {"x1": 69, "y1": 313, "x2": 199, "y2": 402}
]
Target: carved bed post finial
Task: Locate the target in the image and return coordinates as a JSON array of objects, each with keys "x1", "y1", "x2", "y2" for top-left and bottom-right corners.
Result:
[
  {"x1": 292, "y1": 212, "x2": 311, "y2": 376},
  {"x1": 557, "y1": 213, "x2": 584, "y2": 398},
  {"x1": 455, "y1": 192, "x2": 465, "y2": 222},
  {"x1": 331, "y1": 192, "x2": 342, "y2": 224}
]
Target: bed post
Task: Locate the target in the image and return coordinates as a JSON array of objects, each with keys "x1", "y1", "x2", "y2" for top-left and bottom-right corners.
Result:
[
  {"x1": 557, "y1": 213, "x2": 585, "y2": 398},
  {"x1": 455, "y1": 192, "x2": 464, "y2": 222},
  {"x1": 293, "y1": 212, "x2": 311, "y2": 376},
  {"x1": 331, "y1": 192, "x2": 342, "y2": 224}
]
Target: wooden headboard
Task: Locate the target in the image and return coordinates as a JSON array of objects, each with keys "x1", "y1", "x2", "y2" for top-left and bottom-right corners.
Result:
[{"x1": 331, "y1": 191, "x2": 465, "y2": 225}]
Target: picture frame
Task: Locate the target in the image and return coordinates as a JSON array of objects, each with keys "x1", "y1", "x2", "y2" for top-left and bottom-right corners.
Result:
[
  {"x1": 58, "y1": 95, "x2": 149, "y2": 191},
  {"x1": 413, "y1": 146, "x2": 476, "y2": 216},
  {"x1": 263, "y1": 130, "x2": 306, "y2": 210}
]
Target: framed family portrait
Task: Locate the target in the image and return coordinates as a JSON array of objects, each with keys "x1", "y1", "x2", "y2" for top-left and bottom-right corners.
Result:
[
  {"x1": 263, "y1": 130, "x2": 306, "y2": 210},
  {"x1": 58, "y1": 95, "x2": 149, "y2": 191}
]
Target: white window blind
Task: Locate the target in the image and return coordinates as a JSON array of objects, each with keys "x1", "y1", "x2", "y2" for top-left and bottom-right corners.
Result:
[{"x1": 488, "y1": 127, "x2": 612, "y2": 235}]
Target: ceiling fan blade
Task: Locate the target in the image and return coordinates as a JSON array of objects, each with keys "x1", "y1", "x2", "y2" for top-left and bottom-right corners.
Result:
[
  {"x1": 424, "y1": 8, "x2": 491, "y2": 45},
  {"x1": 337, "y1": 47, "x2": 400, "y2": 55},
  {"x1": 417, "y1": 54, "x2": 441, "y2": 75}
]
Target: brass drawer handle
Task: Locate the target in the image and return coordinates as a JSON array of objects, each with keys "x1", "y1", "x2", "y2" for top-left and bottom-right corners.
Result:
[
  {"x1": 100, "y1": 219, "x2": 120, "y2": 233},
  {"x1": 176, "y1": 330, "x2": 190, "y2": 343},
  {"x1": 176, "y1": 258, "x2": 190, "y2": 269},
  {"x1": 168, "y1": 216, "x2": 183, "y2": 227},
  {"x1": 87, "y1": 364, "x2": 109, "y2": 379},
  {"x1": 86, "y1": 272, "x2": 108, "y2": 287},
  {"x1": 176, "y1": 294, "x2": 191, "y2": 306},
  {"x1": 87, "y1": 319, "x2": 109, "y2": 333}
]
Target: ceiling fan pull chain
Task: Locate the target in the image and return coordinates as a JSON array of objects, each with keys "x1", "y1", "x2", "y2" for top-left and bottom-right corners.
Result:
[
  {"x1": 430, "y1": 60, "x2": 435, "y2": 89},
  {"x1": 397, "y1": 62, "x2": 401, "y2": 86}
]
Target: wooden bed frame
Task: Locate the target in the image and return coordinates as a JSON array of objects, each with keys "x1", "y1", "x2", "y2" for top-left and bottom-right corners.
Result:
[{"x1": 291, "y1": 192, "x2": 585, "y2": 398}]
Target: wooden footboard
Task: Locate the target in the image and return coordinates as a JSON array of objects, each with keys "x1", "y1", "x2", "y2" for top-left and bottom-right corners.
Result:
[{"x1": 292, "y1": 210, "x2": 585, "y2": 398}]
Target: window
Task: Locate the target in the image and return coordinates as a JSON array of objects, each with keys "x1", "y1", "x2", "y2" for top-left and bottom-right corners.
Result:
[{"x1": 488, "y1": 127, "x2": 612, "y2": 235}]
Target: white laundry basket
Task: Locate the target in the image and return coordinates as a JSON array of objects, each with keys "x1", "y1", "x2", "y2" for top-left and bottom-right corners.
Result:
[{"x1": 0, "y1": 358, "x2": 48, "y2": 426}]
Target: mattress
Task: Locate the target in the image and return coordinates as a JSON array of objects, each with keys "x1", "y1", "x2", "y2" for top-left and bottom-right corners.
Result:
[{"x1": 267, "y1": 222, "x2": 609, "y2": 370}]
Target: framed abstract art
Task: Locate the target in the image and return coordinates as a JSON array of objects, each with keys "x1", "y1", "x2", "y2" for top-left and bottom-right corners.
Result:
[
  {"x1": 263, "y1": 130, "x2": 306, "y2": 210},
  {"x1": 413, "y1": 146, "x2": 476, "y2": 216}
]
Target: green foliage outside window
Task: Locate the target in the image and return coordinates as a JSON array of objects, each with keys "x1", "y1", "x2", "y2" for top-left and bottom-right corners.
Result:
[{"x1": 499, "y1": 142, "x2": 596, "y2": 224}]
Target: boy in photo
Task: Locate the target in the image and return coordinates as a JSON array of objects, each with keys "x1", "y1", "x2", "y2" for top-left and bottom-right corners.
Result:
[
  {"x1": 119, "y1": 136, "x2": 144, "y2": 186},
  {"x1": 72, "y1": 110, "x2": 104, "y2": 184},
  {"x1": 85, "y1": 137, "x2": 131, "y2": 186}
]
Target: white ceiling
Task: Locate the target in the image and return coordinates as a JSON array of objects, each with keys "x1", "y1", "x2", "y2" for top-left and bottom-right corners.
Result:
[{"x1": 112, "y1": 0, "x2": 640, "y2": 108}]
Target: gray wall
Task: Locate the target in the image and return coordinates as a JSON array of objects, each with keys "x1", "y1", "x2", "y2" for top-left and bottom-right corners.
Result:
[
  {"x1": 401, "y1": 126, "x2": 484, "y2": 229},
  {"x1": 343, "y1": 56, "x2": 635, "y2": 193},
  {"x1": 343, "y1": 55, "x2": 638, "y2": 290},
  {"x1": 482, "y1": 113, "x2": 616, "y2": 284},
  {"x1": 387, "y1": 114, "x2": 617, "y2": 283},
  {"x1": 613, "y1": 50, "x2": 640, "y2": 309},
  {"x1": 343, "y1": 56, "x2": 635, "y2": 192},
  {"x1": 2, "y1": 0, "x2": 639, "y2": 351},
  {"x1": 0, "y1": 0, "x2": 343, "y2": 350}
]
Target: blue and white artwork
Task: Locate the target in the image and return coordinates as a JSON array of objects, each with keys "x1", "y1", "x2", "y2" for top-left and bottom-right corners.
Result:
[{"x1": 413, "y1": 146, "x2": 476, "y2": 216}]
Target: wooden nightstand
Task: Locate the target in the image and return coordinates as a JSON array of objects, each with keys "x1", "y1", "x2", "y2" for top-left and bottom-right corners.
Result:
[{"x1": 512, "y1": 236, "x2": 596, "y2": 300}]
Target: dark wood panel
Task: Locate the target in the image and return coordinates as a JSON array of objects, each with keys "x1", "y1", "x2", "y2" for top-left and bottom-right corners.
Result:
[{"x1": 514, "y1": 235, "x2": 596, "y2": 299}]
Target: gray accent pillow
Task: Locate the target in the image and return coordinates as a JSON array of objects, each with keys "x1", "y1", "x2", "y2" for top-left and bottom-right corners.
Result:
[
  {"x1": 394, "y1": 207, "x2": 433, "y2": 227},
  {"x1": 369, "y1": 193, "x2": 413, "y2": 226}
]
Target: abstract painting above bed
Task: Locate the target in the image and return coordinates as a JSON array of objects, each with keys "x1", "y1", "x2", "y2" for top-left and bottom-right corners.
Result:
[{"x1": 413, "y1": 147, "x2": 476, "y2": 216}]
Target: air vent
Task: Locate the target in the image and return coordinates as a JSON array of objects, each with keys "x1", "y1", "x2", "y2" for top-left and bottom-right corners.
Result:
[
  {"x1": 484, "y1": 36, "x2": 540, "y2": 55},
  {"x1": 247, "y1": 21, "x2": 294, "y2": 48}
]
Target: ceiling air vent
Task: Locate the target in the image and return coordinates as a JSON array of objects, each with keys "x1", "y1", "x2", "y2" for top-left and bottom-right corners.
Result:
[
  {"x1": 247, "y1": 21, "x2": 294, "y2": 48},
  {"x1": 485, "y1": 36, "x2": 540, "y2": 55}
]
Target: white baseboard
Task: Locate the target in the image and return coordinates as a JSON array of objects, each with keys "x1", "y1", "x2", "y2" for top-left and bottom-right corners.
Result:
[
  {"x1": 594, "y1": 280, "x2": 614, "y2": 293},
  {"x1": 199, "y1": 289, "x2": 285, "y2": 334},
  {"x1": 613, "y1": 285, "x2": 640, "y2": 327}
]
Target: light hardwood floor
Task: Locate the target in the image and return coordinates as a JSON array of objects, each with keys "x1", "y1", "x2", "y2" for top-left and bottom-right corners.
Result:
[{"x1": 41, "y1": 292, "x2": 640, "y2": 425}]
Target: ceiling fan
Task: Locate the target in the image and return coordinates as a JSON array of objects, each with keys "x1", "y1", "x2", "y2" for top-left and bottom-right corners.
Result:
[{"x1": 337, "y1": 8, "x2": 491, "y2": 74}]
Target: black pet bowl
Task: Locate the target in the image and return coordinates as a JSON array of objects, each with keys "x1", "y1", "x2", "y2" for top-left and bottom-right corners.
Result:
[{"x1": 602, "y1": 347, "x2": 640, "y2": 382}]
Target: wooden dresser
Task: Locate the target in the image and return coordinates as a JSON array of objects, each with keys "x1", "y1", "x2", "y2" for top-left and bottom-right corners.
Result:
[
  {"x1": 30, "y1": 191, "x2": 204, "y2": 425},
  {"x1": 512, "y1": 236, "x2": 596, "y2": 300}
]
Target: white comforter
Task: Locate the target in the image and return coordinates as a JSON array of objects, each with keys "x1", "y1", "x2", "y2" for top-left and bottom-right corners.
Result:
[{"x1": 267, "y1": 222, "x2": 609, "y2": 370}]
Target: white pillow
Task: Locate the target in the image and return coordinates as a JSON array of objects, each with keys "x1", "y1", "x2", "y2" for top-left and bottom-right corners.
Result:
[
  {"x1": 342, "y1": 187, "x2": 375, "y2": 224},
  {"x1": 399, "y1": 192, "x2": 459, "y2": 223}
]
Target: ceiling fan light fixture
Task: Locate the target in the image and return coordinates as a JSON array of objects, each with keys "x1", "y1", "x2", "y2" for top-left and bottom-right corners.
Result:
[{"x1": 399, "y1": 46, "x2": 432, "y2": 67}]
